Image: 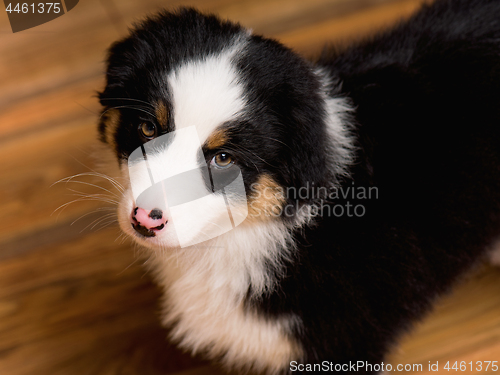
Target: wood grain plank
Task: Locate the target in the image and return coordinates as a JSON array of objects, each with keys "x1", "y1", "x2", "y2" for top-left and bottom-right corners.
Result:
[
  {"x1": 105, "y1": 0, "x2": 424, "y2": 39},
  {"x1": 0, "y1": 0, "x2": 117, "y2": 114},
  {"x1": 387, "y1": 266, "x2": 500, "y2": 373},
  {"x1": 0, "y1": 226, "x2": 213, "y2": 375},
  {"x1": 277, "y1": 0, "x2": 430, "y2": 55}
]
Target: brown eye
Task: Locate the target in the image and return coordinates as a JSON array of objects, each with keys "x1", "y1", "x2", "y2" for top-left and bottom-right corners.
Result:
[
  {"x1": 211, "y1": 152, "x2": 234, "y2": 169},
  {"x1": 139, "y1": 122, "x2": 157, "y2": 139}
]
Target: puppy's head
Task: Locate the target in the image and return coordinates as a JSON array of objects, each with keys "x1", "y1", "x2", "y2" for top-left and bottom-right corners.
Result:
[{"x1": 98, "y1": 8, "x2": 347, "y2": 250}]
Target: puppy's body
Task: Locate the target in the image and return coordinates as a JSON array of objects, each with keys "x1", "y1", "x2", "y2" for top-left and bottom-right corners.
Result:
[{"x1": 98, "y1": 0, "x2": 500, "y2": 373}]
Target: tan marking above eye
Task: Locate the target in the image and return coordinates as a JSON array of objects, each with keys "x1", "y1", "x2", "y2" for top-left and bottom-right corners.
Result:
[
  {"x1": 102, "y1": 108, "x2": 120, "y2": 146},
  {"x1": 205, "y1": 128, "x2": 228, "y2": 149},
  {"x1": 155, "y1": 102, "x2": 168, "y2": 126}
]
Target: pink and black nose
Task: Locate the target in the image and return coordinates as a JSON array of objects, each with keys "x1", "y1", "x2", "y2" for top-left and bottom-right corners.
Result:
[{"x1": 131, "y1": 207, "x2": 167, "y2": 237}]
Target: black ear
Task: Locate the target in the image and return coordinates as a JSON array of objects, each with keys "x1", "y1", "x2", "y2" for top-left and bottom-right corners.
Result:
[
  {"x1": 278, "y1": 88, "x2": 332, "y2": 190},
  {"x1": 237, "y1": 36, "x2": 343, "y2": 203},
  {"x1": 98, "y1": 36, "x2": 140, "y2": 109}
]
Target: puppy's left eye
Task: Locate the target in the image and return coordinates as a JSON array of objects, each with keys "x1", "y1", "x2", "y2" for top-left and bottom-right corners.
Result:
[
  {"x1": 211, "y1": 153, "x2": 234, "y2": 169},
  {"x1": 139, "y1": 122, "x2": 157, "y2": 139}
]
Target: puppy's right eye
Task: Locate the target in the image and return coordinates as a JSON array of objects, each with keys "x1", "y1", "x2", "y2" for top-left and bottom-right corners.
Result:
[
  {"x1": 139, "y1": 122, "x2": 157, "y2": 140},
  {"x1": 211, "y1": 152, "x2": 234, "y2": 169}
]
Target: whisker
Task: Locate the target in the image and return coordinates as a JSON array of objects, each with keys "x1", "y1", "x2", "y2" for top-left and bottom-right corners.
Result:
[
  {"x1": 93, "y1": 218, "x2": 118, "y2": 231},
  {"x1": 66, "y1": 190, "x2": 120, "y2": 204},
  {"x1": 251, "y1": 134, "x2": 293, "y2": 151},
  {"x1": 81, "y1": 213, "x2": 116, "y2": 233},
  {"x1": 71, "y1": 207, "x2": 116, "y2": 226},
  {"x1": 53, "y1": 172, "x2": 125, "y2": 193},
  {"x1": 52, "y1": 196, "x2": 100, "y2": 216},
  {"x1": 223, "y1": 143, "x2": 268, "y2": 171},
  {"x1": 52, "y1": 195, "x2": 119, "y2": 220},
  {"x1": 117, "y1": 256, "x2": 141, "y2": 276},
  {"x1": 115, "y1": 232, "x2": 128, "y2": 244},
  {"x1": 100, "y1": 97, "x2": 154, "y2": 108},
  {"x1": 100, "y1": 105, "x2": 156, "y2": 120},
  {"x1": 61, "y1": 180, "x2": 121, "y2": 198}
]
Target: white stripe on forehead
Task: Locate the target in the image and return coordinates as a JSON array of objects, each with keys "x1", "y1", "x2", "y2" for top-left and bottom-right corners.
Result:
[{"x1": 167, "y1": 38, "x2": 248, "y2": 143}]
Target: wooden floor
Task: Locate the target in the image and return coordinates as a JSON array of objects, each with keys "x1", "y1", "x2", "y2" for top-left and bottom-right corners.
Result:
[{"x1": 1, "y1": 0, "x2": 500, "y2": 374}]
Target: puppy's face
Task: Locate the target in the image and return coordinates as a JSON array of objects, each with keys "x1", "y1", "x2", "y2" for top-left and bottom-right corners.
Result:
[{"x1": 98, "y1": 8, "x2": 332, "y2": 250}]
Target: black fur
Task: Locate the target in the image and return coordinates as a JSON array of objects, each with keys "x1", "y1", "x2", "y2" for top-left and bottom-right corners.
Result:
[
  {"x1": 99, "y1": 1, "x2": 500, "y2": 373},
  {"x1": 286, "y1": 0, "x2": 500, "y2": 366}
]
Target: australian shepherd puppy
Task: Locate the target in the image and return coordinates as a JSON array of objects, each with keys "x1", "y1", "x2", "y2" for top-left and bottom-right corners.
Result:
[{"x1": 97, "y1": 0, "x2": 500, "y2": 373}]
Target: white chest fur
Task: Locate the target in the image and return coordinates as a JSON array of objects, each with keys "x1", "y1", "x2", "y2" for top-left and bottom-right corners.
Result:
[{"x1": 150, "y1": 222, "x2": 303, "y2": 374}]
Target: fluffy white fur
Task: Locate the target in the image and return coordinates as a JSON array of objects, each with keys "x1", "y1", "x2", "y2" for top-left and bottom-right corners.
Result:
[
  {"x1": 166, "y1": 36, "x2": 248, "y2": 142},
  {"x1": 151, "y1": 220, "x2": 303, "y2": 373},
  {"x1": 315, "y1": 68, "x2": 356, "y2": 182}
]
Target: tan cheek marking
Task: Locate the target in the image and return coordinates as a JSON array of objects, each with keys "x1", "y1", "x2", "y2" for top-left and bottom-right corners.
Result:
[
  {"x1": 247, "y1": 174, "x2": 286, "y2": 220},
  {"x1": 205, "y1": 128, "x2": 228, "y2": 149},
  {"x1": 155, "y1": 102, "x2": 168, "y2": 127},
  {"x1": 102, "y1": 108, "x2": 120, "y2": 150}
]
